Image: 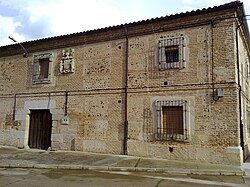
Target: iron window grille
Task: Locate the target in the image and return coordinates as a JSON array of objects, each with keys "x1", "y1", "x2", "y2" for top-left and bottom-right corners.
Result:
[
  {"x1": 247, "y1": 60, "x2": 250, "y2": 78},
  {"x1": 247, "y1": 107, "x2": 250, "y2": 134},
  {"x1": 158, "y1": 37, "x2": 185, "y2": 70},
  {"x1": 155, "y1": 100, "x2": 188, "y2": 141},
  {"x1": 32, "y1": 53, "x2": 53, "y2": 84}
]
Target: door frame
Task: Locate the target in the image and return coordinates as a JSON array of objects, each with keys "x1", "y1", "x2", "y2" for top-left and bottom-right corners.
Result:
[{"x1": 21, "y1": 100, "x2": 57, "y2": 149}]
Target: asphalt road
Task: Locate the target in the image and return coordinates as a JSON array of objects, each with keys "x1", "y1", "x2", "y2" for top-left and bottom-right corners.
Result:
[{"x1": 0, "y1": 168, "x2": 249, "y2": 187}]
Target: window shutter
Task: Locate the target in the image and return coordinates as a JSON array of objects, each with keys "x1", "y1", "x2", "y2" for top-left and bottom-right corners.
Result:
[
  {"x1": 33, "y1": 60, "x2": 40, "y2": 81},
  {"x1": 39, "y1": 59, "x2": 49, "y2": 79},
  {"x1": 158, "y1": 41, "x2": 166, "y2": 70}
]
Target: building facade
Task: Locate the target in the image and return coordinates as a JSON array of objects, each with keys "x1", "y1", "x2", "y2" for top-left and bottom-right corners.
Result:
[{"x1": 0, "y1": 1, "x2": 250, "y2": 165}]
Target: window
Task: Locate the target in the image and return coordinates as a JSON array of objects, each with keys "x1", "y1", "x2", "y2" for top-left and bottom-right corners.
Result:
[
  {"x1": 247, "y1": 106, "x2": 250, "y2": 134},
  {"x1": 38, "y1": 58, "x2": 49, "y2": 79},
  {"x1": 165, "y1": 45, "x2": 179, "y2": 63},
  {"x1": 158, "y1": 37, "x2": 185, "y2": 70},
  {"x1": 155, "y1": 100, "x2": 188, "y2": 141},
  {"x1": 32, "y1": 53, "x2": 53, "y2": 84},
  {"x1": 246, "y1": 59, "x2": 250, "y2": 78}
]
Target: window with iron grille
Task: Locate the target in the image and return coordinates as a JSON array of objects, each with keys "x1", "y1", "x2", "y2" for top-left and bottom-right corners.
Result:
[
  {"x1": 247, "y1": 60, "x2": 250, "y2": 78},
  {"x1": 247, "y1": 107, "x2": 250, "y2": 134},
  {"x1": 32, "y1": 53, "x2": 53, "y2": 84},
  {"x1": 155, "y1": 100, "x2": 188, "y2": 141},
  {"x1": 158, "y1": 37, "x2": 185, "y2": 70}
]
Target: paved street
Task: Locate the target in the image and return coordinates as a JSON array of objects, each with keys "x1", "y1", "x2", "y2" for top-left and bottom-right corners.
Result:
[
  {"x1": 0, "y1": 168, "x2": 248, "y2": 187},
  {"x1": 0, "y1": 147, "x2": 250, "y2": 186},
  {"x1": 0, "y1": 147, "x2": 244, "y2": 175}
]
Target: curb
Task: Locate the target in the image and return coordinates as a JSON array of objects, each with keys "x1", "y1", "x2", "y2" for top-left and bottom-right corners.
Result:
[{"x1": 0, "y1": 163, "x2": 244, "y2": 176}]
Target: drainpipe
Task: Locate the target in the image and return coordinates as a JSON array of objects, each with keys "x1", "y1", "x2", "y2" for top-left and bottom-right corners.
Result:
[
  {"x1": 211, "y1": 19, "x2": 221, "y2": 101},
  {"x1": 211, "y1": 20, "x2": 215, "y2": 101},
  {"x1": 12, "y1": 94, "x2": 17, "y2": 122},
  {"x1": 123, "y1": 28, "x2": 129, "y2": 155},
  {"x1": 64, "y1": 91, "x2": 68, "y2": 116},
  {"x1": 236, "y1": 16, "x2": 244, "y2": 159}
]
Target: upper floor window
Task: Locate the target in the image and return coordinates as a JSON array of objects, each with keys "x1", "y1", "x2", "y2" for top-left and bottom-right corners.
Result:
[
  {"x1": 32, "y1": 53, "x2": 53, "y2": 84},
  {"x1": 155, "y1": 100, "x2": 188, "y2": 141},
  {"x1": 158, "y1": 37, "x2": 186, "y2": 70}
]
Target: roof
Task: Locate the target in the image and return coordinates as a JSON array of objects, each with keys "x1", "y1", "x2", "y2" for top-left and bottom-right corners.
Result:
[{"x1": 0, "y1": 1, "x2": 247, "y2": 57}]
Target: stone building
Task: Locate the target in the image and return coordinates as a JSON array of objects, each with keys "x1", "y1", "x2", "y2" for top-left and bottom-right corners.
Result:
[{"x1": 0, "y1": 1, "x2": 249, "y2": 165}]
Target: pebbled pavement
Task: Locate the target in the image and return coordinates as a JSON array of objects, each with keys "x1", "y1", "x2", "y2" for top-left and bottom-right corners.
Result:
[{"x1": 0, "y1": 146, "x2": 247, "y2": 176}]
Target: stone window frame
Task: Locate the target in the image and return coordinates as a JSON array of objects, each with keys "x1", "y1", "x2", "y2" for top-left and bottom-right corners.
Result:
[
  {"x1": 155, "y1": 100, "x2": 189, "y2": 141},
  {"x1": 32, "y1": 53, "x2": 53, "y2": 84},
  {"x1": 158, "y1": 37, "x2": 186, "y2": 70}
]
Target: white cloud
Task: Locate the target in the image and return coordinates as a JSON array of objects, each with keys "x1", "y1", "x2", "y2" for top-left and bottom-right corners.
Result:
[
  {"x1": 182, "y1": 0, "x2": 227, "y2": 7},
  {"x1": 0, "y1": 15, "x2": 24, "y2": 46},
  {"x1": 180, "y1": 0, "x2": 227, "y2": 13},
  {"x1": 206, "y1": 0, "x2": 224, "y2": 7},
  {"x1": 182, "y1": 0, "x2": 195, "y2": 4},
  {"x1": 0, "y1": 0, "x2": 250, "y2": 46},
  {"x1": 242, "y1": 0, "x2": 250, "y2": 9},
  {"x1": 25, "y1": 0, "x2": 133, "y2": 36}
]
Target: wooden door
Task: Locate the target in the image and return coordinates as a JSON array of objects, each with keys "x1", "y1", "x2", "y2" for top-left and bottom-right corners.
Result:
[{"x1": 28, "y1": 110, "x2": 52, "y2": 150}]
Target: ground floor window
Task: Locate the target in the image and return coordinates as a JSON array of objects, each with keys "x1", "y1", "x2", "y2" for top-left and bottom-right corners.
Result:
[
  {"x1": 247, "y1": 108, "x2": 250, "y2": 134},
  {"x1": 155, "y1": 100, "x2": 188, "y2": 141}
]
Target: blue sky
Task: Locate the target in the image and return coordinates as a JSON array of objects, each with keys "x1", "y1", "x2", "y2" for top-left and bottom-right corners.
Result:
[{"x1": 0, "y1": 0, "x2": 250, "y2": 46}]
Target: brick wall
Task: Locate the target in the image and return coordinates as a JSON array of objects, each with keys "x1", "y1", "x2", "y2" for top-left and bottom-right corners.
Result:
[{"x1": 0, "y1": 5, "x2": 249, "y2": 165}]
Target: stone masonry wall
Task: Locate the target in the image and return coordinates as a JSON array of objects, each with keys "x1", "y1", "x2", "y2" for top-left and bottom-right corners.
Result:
[
  {"x1": 0, "y1": 38, "x2": 126, "y2": 154},
  {"x1": 0, "y1": 9, "x2": 248, "y2": 165},
  {"x1": 125, "y1": 18, "x2": 242, "y2": 165}
]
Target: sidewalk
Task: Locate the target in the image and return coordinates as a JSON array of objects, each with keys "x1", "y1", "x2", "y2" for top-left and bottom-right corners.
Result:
[{"x1": 0, "y1": 146, "x2": 246, "y2": 176}]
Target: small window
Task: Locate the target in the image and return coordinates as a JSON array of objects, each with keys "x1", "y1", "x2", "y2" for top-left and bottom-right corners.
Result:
[
  {"x1": 32, "y1": 53, "x2": 53, "y2": 84},
  {"x1": 38, "y1": 58, "x2": 49, "y2": 79},
  {"x1": 165, "y1": 45, "x2": 179, "y2": 63},
  {"x1": 158, "y1": 37, "x2": 185, "y2": 70},
  {"x1": 155, "y1": 100, "x2": 188, "y2": 141},
  {"x1": 247, "y1": 106, "x2": 250, "y2": 134},
  {"x1": 162, "y1": 106, "x2": 183, "y2": 135},
  {"x1": 246, "y1": 60, "x2": 250, "y2": 78}
]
